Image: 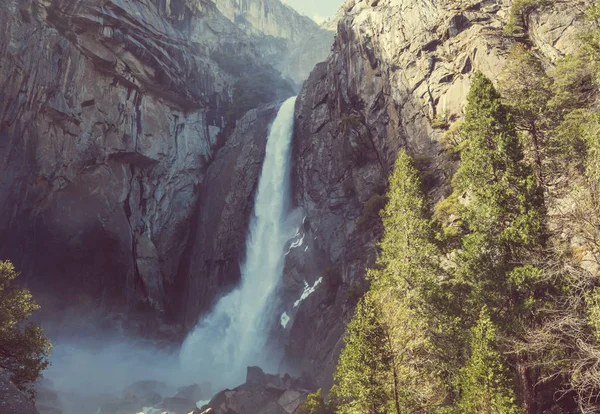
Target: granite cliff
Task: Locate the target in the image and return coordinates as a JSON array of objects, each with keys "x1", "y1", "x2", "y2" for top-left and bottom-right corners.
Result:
[
  {"x1": 0, "y1": 0, "x2": 314, "y2": 334},
  {"x1": 210, "y1": 0, "x2": 336, "y2": 84},
  {"x1": 1, "y1": 0, "x2": 595, "y2": 402},
  {"x1": 282, "y1": 0, "x2": 594, "y2": 388}
]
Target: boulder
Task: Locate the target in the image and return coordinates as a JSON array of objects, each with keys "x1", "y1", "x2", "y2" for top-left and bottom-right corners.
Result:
[{"x1": 200, "y1": 368, "x2": 309, "y2": 414}]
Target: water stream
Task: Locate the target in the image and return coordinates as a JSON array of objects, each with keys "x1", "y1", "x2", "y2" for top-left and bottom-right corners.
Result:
[{"x1": 179, "y1": 97, "x2": 297, "y2": 388}]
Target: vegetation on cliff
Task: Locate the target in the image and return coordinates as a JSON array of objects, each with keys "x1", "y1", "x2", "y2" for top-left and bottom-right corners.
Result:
[
  {"x1": 0, "y1": 261, "x2": 51, "y2": 397},
  {"x1": 299, "y1": 3, "x2": 600, "y2": 413}
]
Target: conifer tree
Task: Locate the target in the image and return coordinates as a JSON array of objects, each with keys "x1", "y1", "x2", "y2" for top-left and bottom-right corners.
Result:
[
  {"x1": 458, "y1": 306, "x2": 518, "y2": 414},
  {"x1": 451, "y1": 71, "x2": 544, "y2": 325},
  {"x1": 499, "y1": 43, "x2": 553, "y2": 184},
  {"x1": 442, "y1": 72, "x2": 547, "y2": 413},
  {"x1": 334, "y1": 293, "x2": 393, "y2": 414},
  {"x1": 335, "y1": 150, "x2": 449, "y2": 413},
  {"x1": 296, "y1": 389, "x2": 329, "y2": 414}
]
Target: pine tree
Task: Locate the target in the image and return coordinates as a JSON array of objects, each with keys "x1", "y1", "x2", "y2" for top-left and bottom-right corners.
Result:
[
  {"x1": 441, "y1": 72, "x2": 547, "y2": 413},
  {"x1": 499, "y1": 43, "x2": 553, "y2": 184},
  {"x1": 334, "y1": 293, "x2": 393, "y2": 414},
  {"x1": 371, "y1": 150, "x2": 451, "y2": 411},
  {"x1": 451, "y1": 71, "x2": 544, "y2": 325},
  {"x1": 458, "y1": 306, "x2": 518, "y2": 414},
  {"x1": 296, "y1": 389, "x2": 328, "y2": 414},
  {"x1": 335, "y1": 150, "x2": 450, "y2": 413}
]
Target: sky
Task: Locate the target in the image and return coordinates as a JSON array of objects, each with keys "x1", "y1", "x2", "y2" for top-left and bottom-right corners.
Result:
[{"x1": 282, "y1": 0, "x2": 343, "y2": 24}]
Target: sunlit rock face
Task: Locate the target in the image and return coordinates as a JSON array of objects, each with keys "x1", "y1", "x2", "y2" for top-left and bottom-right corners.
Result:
[
  {"x1": 0, "y1": 0, "x2": 292, "y2": 330},
  {"x1": 211, "y1": 0, "x2": 315, "y2": 41},
  {"x1": 210, "y1": 0, "x2": 336, "y2": 84},
  {"x1": 285, "y1": 0, "x2": 594, "y2": 388}
]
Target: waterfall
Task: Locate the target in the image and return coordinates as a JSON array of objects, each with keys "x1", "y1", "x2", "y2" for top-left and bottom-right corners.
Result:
[{"x1": 179, "y1": 96, "x2": 297, "y2": 388}]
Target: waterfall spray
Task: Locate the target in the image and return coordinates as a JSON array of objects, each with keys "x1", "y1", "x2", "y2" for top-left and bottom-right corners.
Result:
[{"x1": 179, "y1": 97, "x2": 297, "y2": 388}]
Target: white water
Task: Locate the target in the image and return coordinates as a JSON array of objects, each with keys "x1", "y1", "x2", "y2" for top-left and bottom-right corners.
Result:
[{"x1": 179, "y1": 97, "x2": 297, "y2": 388}]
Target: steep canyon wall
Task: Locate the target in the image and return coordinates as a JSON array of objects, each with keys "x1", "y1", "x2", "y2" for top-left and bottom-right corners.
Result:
[{"x1": 284, "y1": 0, "x2": 594, "y2": 387}]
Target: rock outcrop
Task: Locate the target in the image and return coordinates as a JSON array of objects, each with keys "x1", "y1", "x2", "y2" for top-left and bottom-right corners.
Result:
[
  {"x1": 0, "y1": 0, "x2": 291, "y2": 331},
  {"x1": 0, "y1": 369, "x2": 39, "y2": 414},
  {"x1": 283, "y1": 0, "x2": 594, "y2": 388},
  {"x1": 199, "y1": 367, "x2": 309, "y2": 414}
]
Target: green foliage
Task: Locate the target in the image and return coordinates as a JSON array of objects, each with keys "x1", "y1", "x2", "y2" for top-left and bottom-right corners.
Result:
[
  {"x1": 450, "y1": 72, "x2": 546, "y2": 330},
  {"x1": 335, "y1": 294, "x2": 394, "y2": 414},
  {"x1": 376, "y1": 150, "x2": 440, "y2": 290},
  {"x1": 441, "y1": 121, "x2": 464, "y2": 155},
  {"x1": 431, "y1": 115, "x2": 448, "y2": 130},
  {"x1": 582, "y1": 2, "x2": 600, "y2": 80},
  {"x1": 457, "y1": 307, "x2": 519, "y2": 414},
  {"x1": 549, "y1": 54, "x2": 594, "y2": 115},
  {"x1": 454, "y1": 71, "x2": 543, "y2": 241},
  {"x1": 336, "y1": 150, "x2": 450, "y2": 413},
  {"x1": 586, "y1": 287, "x2": 600, "y2": 341},
  {"x1": 433, "y1": 192, "x2": 463, "y2": 243},
  {"x1": 554, "y1": 109, "x2": 600, "y2": 183},
  {"x1": 0, "y1": 261, "x2": 52, "y2": 396},
  {"x1": 297, "y1": 389, "x2": 329, "y2": 414},
  {"x1": 505, "y1": 0, "x2": 549, "y2": 34},
  {"x1": 499, "y1": 43, "x2": 553, "y2": 182},
  {"x1": 334, "y1": 9, "x2": 600, "y2": 412}
]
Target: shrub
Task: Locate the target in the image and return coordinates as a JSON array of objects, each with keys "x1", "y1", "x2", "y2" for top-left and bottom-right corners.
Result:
[{"x1": 296, "y1": 389, "x2": 328, "y2": 414}]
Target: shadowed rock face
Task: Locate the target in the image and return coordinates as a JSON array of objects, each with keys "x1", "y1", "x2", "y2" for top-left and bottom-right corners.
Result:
[
  {"x1": 284, "y1": 0, "x2": 594, "y2": 388},
  {"x1": 0, "y1": 0, "x2": 292, "y2": 332},
  {"x1": 0, "y1": 369, "x2": 38, "y2": 414}
]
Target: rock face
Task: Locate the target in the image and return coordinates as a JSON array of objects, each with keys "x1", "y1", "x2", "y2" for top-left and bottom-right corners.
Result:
[
  {"x1": 0, "y1": 369, "x2": 39, "y2": 414},
  {"x1": 211, "y1": 0, "x2": 316, "y2": 42},
  {"x1": 0, "y1": 0, "x2": 291, "y2": 330},
  {"x1": 283, "y1": 0, "x2": 594, "y2": 388},
  {"x1": 210, "y1": 0, "x2": 335, "y2": 84}
]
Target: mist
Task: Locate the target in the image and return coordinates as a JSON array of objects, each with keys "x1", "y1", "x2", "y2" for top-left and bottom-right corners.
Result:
[{"x1": 37, "y1": 97, "x2": 299, "y2": 414}]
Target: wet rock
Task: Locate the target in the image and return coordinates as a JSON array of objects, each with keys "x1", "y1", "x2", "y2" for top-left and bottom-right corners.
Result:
[
  {"x1": 175, "y1": 383, "x2": 212, "y2": 402},
  {"x1": 123, "y1": 380, "x2": 169, "y2": 405},
  {"x1": 200, "y1": 367, "x2": 309, "y2": 414},
  {"x1": 178, "y1": 102, "x2": 282, "y2": 327},
  {"x1": 244, "y1": 367, "x2": 282, "y2": 390}
]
